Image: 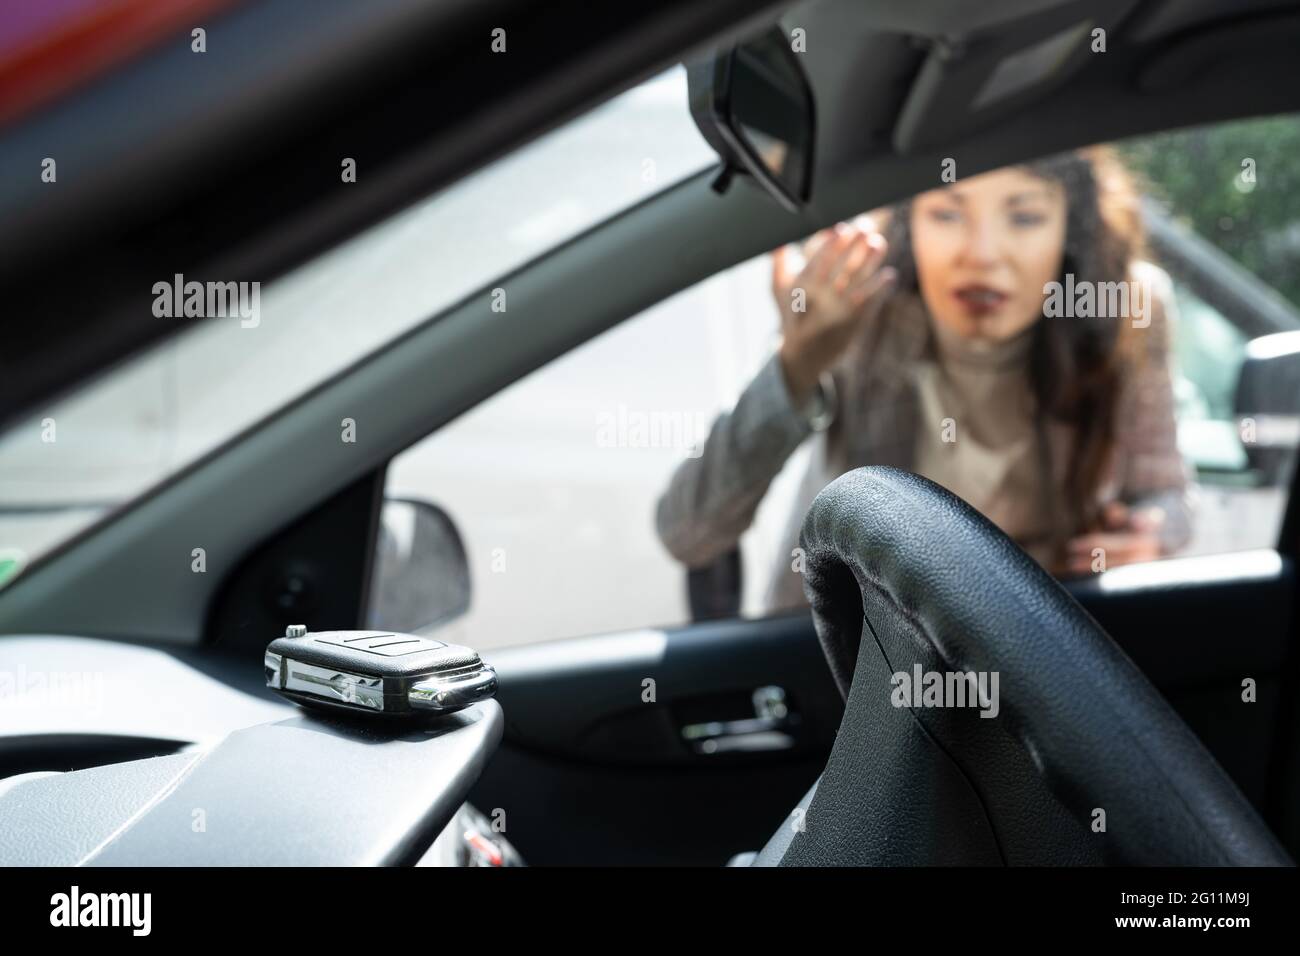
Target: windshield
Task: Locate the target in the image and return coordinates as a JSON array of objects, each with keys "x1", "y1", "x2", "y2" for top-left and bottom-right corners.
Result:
[{"x1": 0, "y1": 66, "x2": 715, "y2": 587}]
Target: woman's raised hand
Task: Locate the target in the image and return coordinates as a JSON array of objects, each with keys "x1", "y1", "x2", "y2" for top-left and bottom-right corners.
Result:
[{"x1": 773, "y1": 215, "x2": 896, "y2": 405}]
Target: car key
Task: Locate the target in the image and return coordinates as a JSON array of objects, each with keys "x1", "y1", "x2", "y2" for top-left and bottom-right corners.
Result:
[{"x1": 265, "y1": 625, "x2": 496, "y2": 719}]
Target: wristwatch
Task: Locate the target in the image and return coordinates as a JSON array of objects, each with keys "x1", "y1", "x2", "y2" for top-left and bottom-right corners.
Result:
[{"x1": 800, "y1": 371, "x2": 837, "y2": 432}]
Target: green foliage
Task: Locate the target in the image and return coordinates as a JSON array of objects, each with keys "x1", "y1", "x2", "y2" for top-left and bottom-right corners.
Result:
[{"x1": 1118, "y1": 114, "x2": 1300, "y2": 307}]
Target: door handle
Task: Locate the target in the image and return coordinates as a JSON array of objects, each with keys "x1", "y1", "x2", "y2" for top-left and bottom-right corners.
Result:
[{"x1": 679, "y1": 685, "x2": 800, "y2": 754}]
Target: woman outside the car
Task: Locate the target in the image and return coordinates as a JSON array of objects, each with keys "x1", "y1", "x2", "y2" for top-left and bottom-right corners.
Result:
[{"x1": 656, "y1": 146, "x2": 1194, "y2": 613}]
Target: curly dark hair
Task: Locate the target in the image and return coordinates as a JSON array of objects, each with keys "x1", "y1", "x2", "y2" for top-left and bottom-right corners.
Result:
[{"x1": 882, "y1": 145, "x2": 1147, "y2": 543}]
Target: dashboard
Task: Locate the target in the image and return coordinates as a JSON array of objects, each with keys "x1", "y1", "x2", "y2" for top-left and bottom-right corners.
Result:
[{"x1": 0, "y1": 635, "x2": 519, "y2": 866}]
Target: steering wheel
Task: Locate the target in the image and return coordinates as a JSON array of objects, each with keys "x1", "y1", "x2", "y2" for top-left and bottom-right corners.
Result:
[{"x1": 752, "y1": 467, "x2": 1291, "y2": 866}]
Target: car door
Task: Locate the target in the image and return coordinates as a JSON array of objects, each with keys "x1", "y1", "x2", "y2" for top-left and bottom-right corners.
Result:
[{"x1": 368, "y1": 114, "x2": 1300, "y2": 865}]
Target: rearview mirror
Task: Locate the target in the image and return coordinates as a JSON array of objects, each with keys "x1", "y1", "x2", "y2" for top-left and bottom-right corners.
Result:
[
  {"x1": 688, "y1": 25, "x2": 815, "y2": 212},
  {"x1": 1235, "y1": 330, "x2": 1300, "y2": 484},
  {"x1": 367, "y1": 498, "x2": 471, "y2": 633}
]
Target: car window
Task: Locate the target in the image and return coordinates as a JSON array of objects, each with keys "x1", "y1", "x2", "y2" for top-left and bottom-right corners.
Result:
[
  {"x1": 1168, "y1": 281, "x2": 1251, "y2": 475},
  {"x1": 379, "y1": 113, "x2": 1300, "y2": 648},
  {"x1": 0, "y1": 66, "x2": 714, "y2": 588},
  {"x1": 1170, "y1": 282, "x2": 1248, "y2": 429},
  {"x1": 377, "y1": 253, "x2": 787, "y2": 647},
  {"x1": 1122, "y1": 115, "x2": 1300, "y2": 557}
]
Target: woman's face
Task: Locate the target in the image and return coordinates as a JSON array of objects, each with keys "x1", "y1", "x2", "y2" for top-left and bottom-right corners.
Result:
[{"x1": 910, "y1": 166, "x2": 1068, "y2": 344}]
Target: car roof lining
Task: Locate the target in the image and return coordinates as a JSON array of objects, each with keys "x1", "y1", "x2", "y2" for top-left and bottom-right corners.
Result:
[{"x1": 802, "y1": 0, "x2": 1300, "y2": 166}]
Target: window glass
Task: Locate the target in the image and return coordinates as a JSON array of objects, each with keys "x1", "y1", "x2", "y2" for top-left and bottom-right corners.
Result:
[
  {"x1": 0, "y1": 67, "x2": 714, "y2": 587},
  {"x1": 1124, "y1": 116, "x2": 1300, "y2": 555},
  {"x1": 380, "y1": 254, "x2": 787, "y2": 648},
  {"x1": 379, "y1": 114, "x2": 1300, "y2": 648}
]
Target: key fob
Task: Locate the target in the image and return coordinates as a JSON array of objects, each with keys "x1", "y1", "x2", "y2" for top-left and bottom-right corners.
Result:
[{"x1": 264, "y1": 625, "x2": 496, "y2": 719}]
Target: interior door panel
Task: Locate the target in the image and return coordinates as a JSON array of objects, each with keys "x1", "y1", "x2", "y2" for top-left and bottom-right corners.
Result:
[
  {"x1": 470, "y1": 550, "x2": 1297, "y2": 865},
  {"x1": 471, "y1": 613, "x2": 839, "y2": 865}
]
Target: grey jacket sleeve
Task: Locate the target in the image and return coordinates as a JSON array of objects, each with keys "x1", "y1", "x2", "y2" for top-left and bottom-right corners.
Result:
[{"x1": 654, "y1": 353, "x2": 823, "y2": 569}]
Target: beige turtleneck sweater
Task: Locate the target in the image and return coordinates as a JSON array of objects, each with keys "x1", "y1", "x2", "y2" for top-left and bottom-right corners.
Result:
[{"x1": 911, "y1": 318, "x2": 1065, "y2": 567}]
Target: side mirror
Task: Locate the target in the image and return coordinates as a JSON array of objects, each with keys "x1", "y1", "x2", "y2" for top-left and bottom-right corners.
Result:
[
  {"x1": 1235, "y1": 330, "x2": 1300, "y2": 484},
  {"x1": 367, "y1": 498, "x2": 471, "y2": 633},
  {"x1": 687, "y1": 25, "x2": 815, "y2": 212}
]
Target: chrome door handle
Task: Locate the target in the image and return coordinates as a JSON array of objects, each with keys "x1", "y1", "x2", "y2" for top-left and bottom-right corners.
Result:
[{"x1": 679, "y1": 686, "x2": 799, "y2": 754}]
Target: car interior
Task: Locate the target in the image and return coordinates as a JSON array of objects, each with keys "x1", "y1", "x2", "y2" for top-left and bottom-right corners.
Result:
[{"x1": 1, "y1": 0, "x2": 1299, "y2": 867}]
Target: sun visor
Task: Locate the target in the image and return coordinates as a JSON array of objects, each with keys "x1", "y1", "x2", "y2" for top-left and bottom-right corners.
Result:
[{"x1": 891, "y1": 0, "x2": 1138, "y2": 153}]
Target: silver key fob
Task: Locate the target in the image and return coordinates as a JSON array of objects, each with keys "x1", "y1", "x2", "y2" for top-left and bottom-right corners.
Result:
[{"x1": 265, "y1": 626, "x2": 496, "y2": 718}]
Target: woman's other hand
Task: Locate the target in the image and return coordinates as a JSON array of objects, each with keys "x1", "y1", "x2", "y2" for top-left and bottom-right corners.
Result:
[
  {"x1": 1064, "y1": 501, "x2": 1165, "y2": 575},
  {"x1": 773, "y1": 215, "x2": 896, "y2": 405}
]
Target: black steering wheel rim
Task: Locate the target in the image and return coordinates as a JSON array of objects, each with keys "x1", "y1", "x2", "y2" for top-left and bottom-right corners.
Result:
[{"x1": 761, "y1": 467, "x2": 1290, "y2": 866}]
